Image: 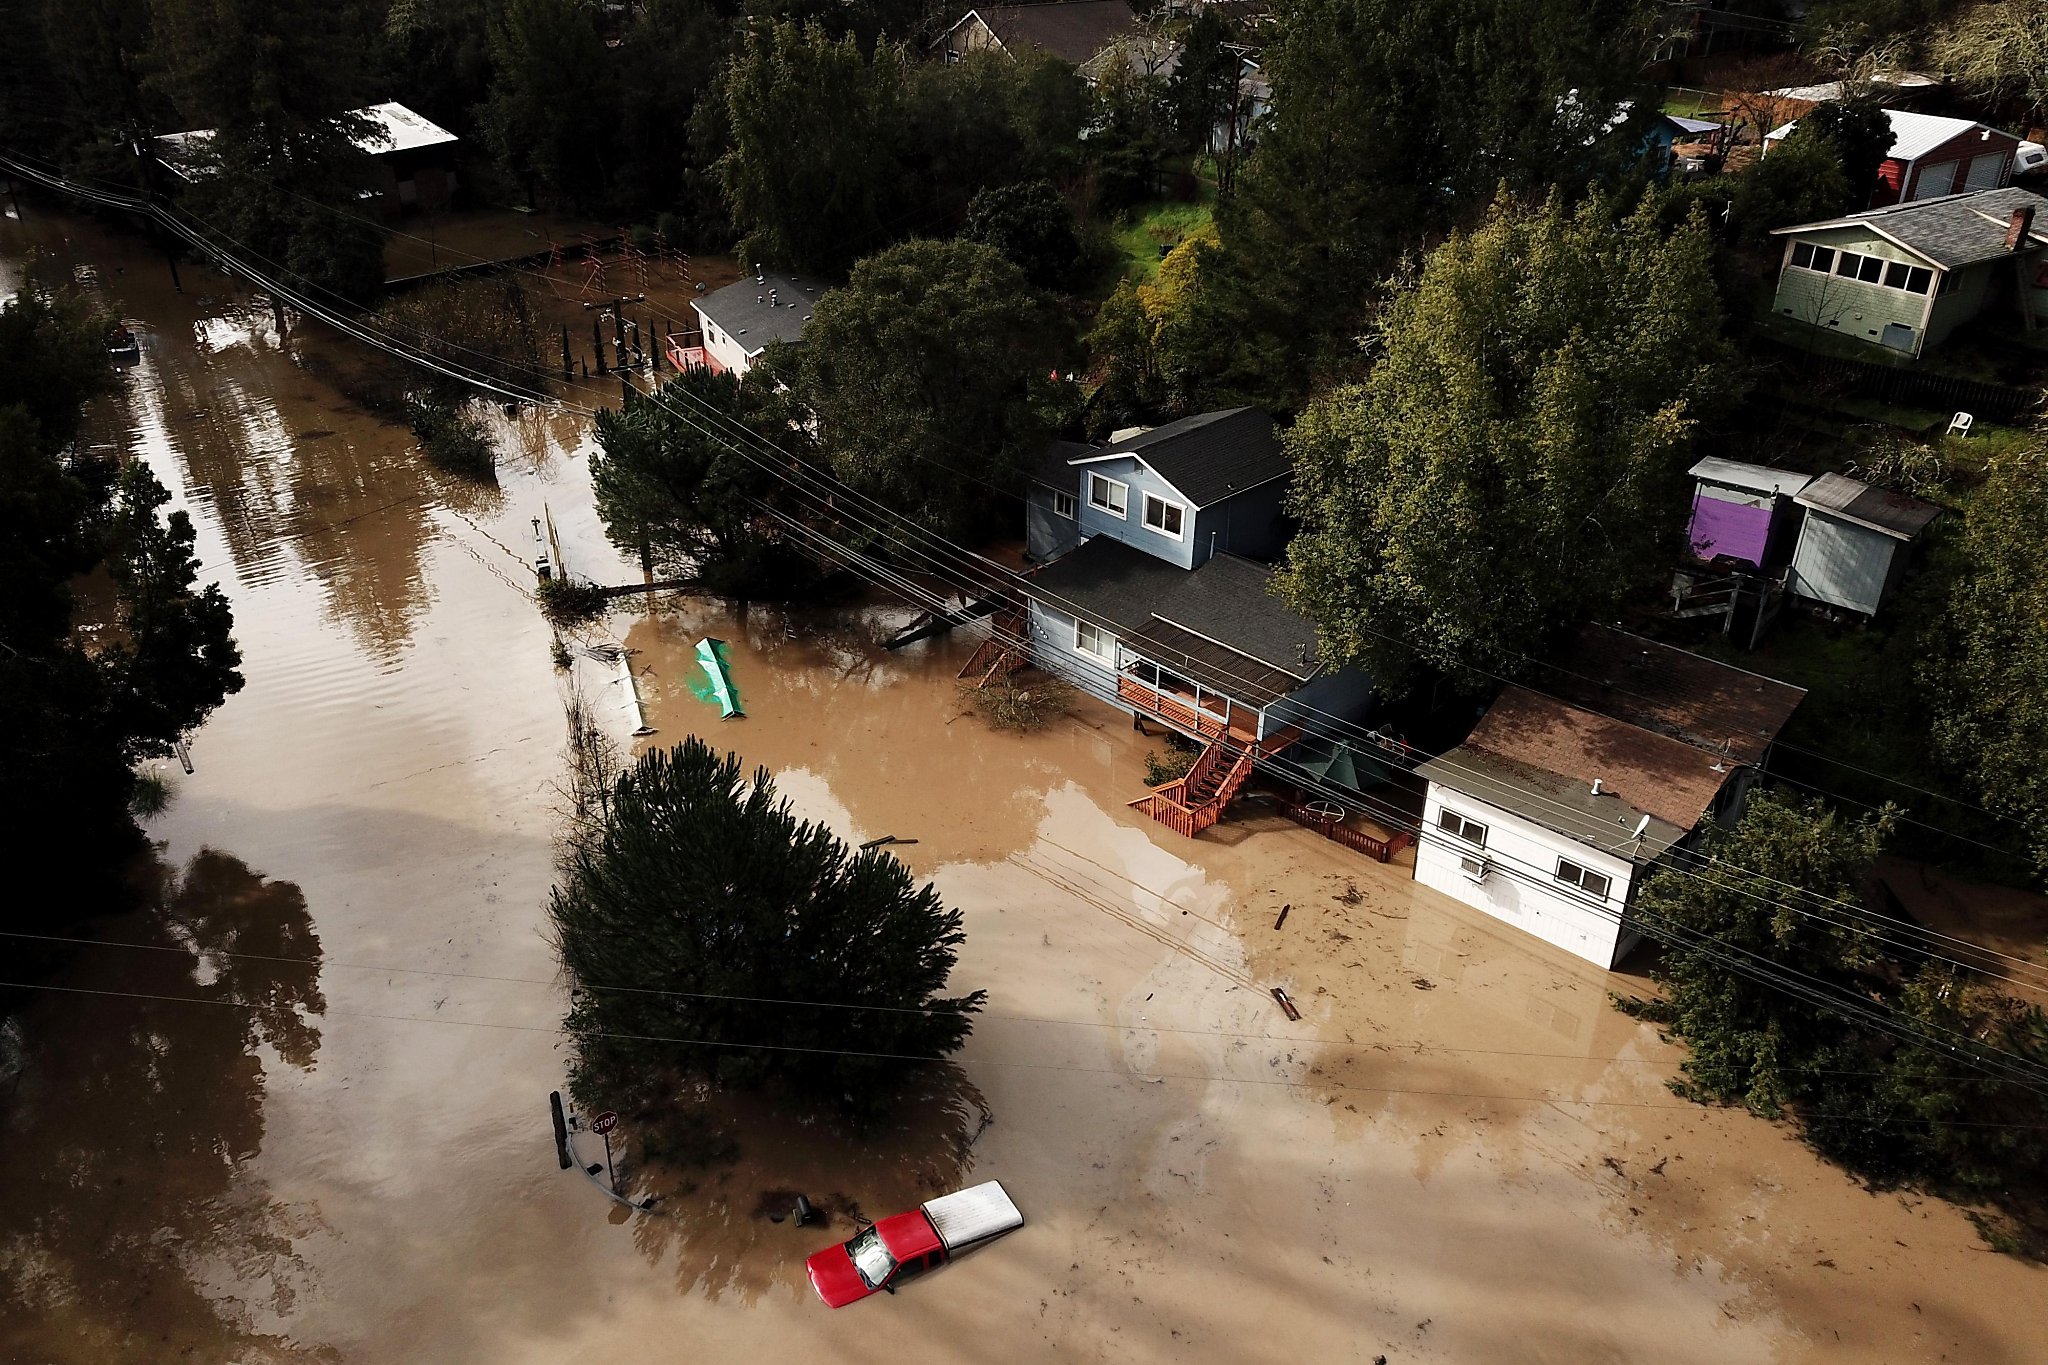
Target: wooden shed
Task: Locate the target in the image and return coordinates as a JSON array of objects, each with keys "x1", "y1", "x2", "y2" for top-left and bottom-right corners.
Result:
[
  {"x1": 1787, "y1": 473, "x2": 1940, "y2": 617},
  {"x1": 1686, "y1": 458, "x2": 1811, "y2": 570}
]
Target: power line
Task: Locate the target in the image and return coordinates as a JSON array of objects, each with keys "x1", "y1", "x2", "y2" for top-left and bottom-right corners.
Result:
[{"x1": 9, "y1": 977, "x2": 2047, "y2": 1128}]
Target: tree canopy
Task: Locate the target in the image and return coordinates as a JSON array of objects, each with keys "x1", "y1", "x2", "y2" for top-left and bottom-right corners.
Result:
[
  {"x1": 1626, "y1": 791, "x2": 2048, "y2": 1225},
  {"x1": 1926, "y1": 449, "x2": 2048, "y2": 874},
  {"x1": 773, "y1": 238, "x2": 1070, "y2": 539},
  {"x1": 590, "y1": 372, "x2": 822, "y2": 597},
  {"x1": 1279, "y1": 193, "x2": 1733, "y2": 692},
  {"x1": 0, "y1": 278, "x2": 244, "y2": 932},
  {"x1": 960, "y1": 178, "x2": 1080, "y2": 289},
  {"x1": 550, "y1": 738, "x2": 985, "y2": 1119}
]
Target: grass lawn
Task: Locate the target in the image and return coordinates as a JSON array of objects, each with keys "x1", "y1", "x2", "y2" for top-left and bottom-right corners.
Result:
[
  {"x1": 1108, "y1": 194, "x2": 1215, "y2": 286},
  {"x1": 1661, "y1": 88, "x2": 1724, "y2": 120}
]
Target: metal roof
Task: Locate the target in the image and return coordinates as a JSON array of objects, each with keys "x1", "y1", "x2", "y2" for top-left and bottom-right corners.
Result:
[
  {"x1": 1794, "y1": 472, "x2": 1941, "y2": 540},
  {"x1": 1069, "y1": 407, "x2": 1289, "y2": 508},
  {"x1": 922, "y1": 1181, "x2": 1023, "y2": 1250},
  {"x1": 692, "y1": 273, "x2": 831, "y2": 354},
  {"x1": 1766, "y1": 108, "x2": 2005, "y2": 164},
  {"x1": 1770, "y1": 186, "x2": 2048, "y2": 269},
  {"x1": 1664, "y1": 114, "x2": 1721, "y2": 137},
  {"x1": 158, "y1": 102, "x2": 456, "y2": 160},
  {"x1": 1688, "y1": 457, "x2": 1811, "y2": 498}
]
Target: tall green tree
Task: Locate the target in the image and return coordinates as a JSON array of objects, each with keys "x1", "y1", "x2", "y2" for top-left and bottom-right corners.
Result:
[
  {"x1": 1279, "y1": 193, "x2": 1732, "y2": 690},
  {"x1": 719, "y1": 20, "x2": 905, "y2": 274},
  {"x1": 771, "y1": 238, "x2": 1069, "y2": 538},
  {"x1": 1925, "y1": 449, "x2": 2048, "y2": 874},
  {"x1": 590, "y1": 372, "x2": 821, "y2": 597},
  {"x1": 0, "y1": 278, "x2": 244, "y2": 934},
  {"x1": 1214, "y1": 0, "x2": 1652, "y2": 406},
  {"x1": 960, "y1": 178, "x2": 1080, "y2": 288},
  {"x1": 1729, "y1": 131, "x2": 1854, "y2": 247},
  {"x1": 902, "y1": 50, "x2": 1088, "y2": 231},
  {"x1": 480, "y1": 0, "x2": 618, "y2": 211},
  {"x1": 550, "y1": 739, "x2": 985, "y2": 1118}
]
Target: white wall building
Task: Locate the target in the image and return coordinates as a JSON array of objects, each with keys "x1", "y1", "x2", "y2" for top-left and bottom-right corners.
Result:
[
  {"x1": 1413, "y1": 630, "x2": 1806, "y2": 969},
  {"x1": 683, "y1": 271, "x2": 829, "y2": 378}
]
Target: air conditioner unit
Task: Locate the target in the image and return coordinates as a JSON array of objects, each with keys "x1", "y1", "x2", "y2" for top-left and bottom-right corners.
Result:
[{"x1": 1458, "y1": 854, "x2": 1490, "y2": 883}]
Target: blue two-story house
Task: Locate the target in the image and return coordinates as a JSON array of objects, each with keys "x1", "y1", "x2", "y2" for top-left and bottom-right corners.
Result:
[{"x1": 1003, "y1": 408, "x2": 1387, "y2": 845}]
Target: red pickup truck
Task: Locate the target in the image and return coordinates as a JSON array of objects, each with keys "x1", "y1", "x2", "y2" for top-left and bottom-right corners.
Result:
[{"x1": 805, "y1": 1180, "x2": 1024, "y2": 1308}]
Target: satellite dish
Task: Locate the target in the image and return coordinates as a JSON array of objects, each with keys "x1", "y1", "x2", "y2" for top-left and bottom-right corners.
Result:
[{"x1": 1631, "y1": 814, "x2": 1651, "y2": 841}]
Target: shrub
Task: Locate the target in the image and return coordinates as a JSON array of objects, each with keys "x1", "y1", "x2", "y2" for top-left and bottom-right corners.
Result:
[
  {"x1": 961, "y1": 674, "x2": 1074, "y2": 732},
  {"x1": 537, "y1": 576, "x2": 611, "y2": 626}
]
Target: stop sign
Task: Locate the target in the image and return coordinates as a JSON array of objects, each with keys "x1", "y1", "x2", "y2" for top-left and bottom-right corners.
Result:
[{"x1": 590, "y1": 1110, "x2": 619, "y2": 1136}]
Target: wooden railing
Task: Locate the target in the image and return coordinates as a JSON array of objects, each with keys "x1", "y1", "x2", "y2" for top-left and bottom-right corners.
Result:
[
  {"x1": 1116, "y1": 675, "x2": 1230, "y2": 740},
  {"x1": 1275, "y1": 801, "x2": 1415, "y2": 863}
]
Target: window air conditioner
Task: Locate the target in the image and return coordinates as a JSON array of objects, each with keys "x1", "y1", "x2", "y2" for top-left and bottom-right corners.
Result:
[{"x1": 1458, "y1": 854, "x2": 1490, "y2": 883}]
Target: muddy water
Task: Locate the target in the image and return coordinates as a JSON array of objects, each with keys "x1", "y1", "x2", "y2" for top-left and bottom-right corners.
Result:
[{"x1": 3, "y1": 200, "x2": 2043, "y2": 1363}]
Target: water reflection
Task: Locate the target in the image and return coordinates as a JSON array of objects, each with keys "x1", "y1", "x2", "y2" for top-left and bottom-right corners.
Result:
[
  {"x1": 0, "y1": 848, "x2": 326, "y2": 1364},
  {"x1": 627, "y1": 1063, "x2": 990, "y2": 1305}
]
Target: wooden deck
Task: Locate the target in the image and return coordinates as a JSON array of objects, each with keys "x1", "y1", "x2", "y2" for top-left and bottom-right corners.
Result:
[
  {"x1": 1275, "y1": 800, "x2": 1415, "y2": 863},
  {"x1": 1115, "y1": 675, "x2": 1257, "y2": 745},
  {"x1": 1128, "y1": 725, "x2": 1303, "y2": 840}
]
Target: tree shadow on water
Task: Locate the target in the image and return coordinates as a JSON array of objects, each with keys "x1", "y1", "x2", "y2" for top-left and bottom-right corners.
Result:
[
  {"x1": 0, "y1": 847, "x2": 331, "y2": 1364},
  {"x1": 625, "y1": 1061, "x2": 992, "y2": 1307}
]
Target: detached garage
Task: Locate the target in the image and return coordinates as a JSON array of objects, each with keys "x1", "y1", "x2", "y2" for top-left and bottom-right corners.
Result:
[{"x1": 1787, "y1": 473, "x2": 1941, "y2": 618}]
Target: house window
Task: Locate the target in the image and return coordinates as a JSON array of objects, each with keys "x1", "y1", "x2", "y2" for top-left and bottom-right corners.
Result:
[
  {"x1": 1437, "y1": 807, "x2": 1488, "y2": 848},
  {"x1": 1052, "y1": 490, "x2": 1077, "y2": 520},
  {"x1": 1834, "y1": 250, "x2": 1886, "y2": 283},
  {"x1": 1074, "y1": 619, "x2": 1114, "y2": 662},
  {"x1": 1937, "y1": 270, "x2": 1960, "y2": 296},
  {"x1": 1088, "y1": 472, "x2": 1128, "y2": 518},
  {"x1": 1834, "y1": 250, "x2": 1862, "y2": 278},
  {"x1": 1555, "y1": 858, "x2": 1612, "y2": 901},
  {"x1": 1790, "y1": 242, "x2": 1835, "y2": 274},
  {"x1": 1141, "y1": 493, "x2": 1186, "y2": 540}
]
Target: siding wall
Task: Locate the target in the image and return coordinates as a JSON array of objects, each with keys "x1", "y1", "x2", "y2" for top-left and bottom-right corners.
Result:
[
  {"x1": 1788, "y1": 511, "x2": 1900, "y2": 615},
  {"x1": 1025, "y1": 483, "x2": 1082, "y2": 562},
  {"x1": 1772, "y1": 228, "x2": 1935, "y2": 353},
  {"x1": 691, "y1": 303, "x2": 756, "y2": 377},
  {"x1": 1025, "y1": 600, "x2": 1122, "y2": 701},
  {"x1": 1072, "y1": 455, "x2": 1198, "y2": 569},
  {"x1": 1189, "y1": 480, "x2": 1288, "y2": 566},
  {"x1": 1415, "y1": 784, "x2": 1642, "y2": 968},
  {"x1": 1926, "y1": 259, "x2": 1996, "y2": 347}
]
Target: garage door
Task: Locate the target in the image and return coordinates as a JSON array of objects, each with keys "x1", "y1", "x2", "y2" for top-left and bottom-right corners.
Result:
[{"x1": 1963, "y1": 151, "x2": 2009, "y2": 191}]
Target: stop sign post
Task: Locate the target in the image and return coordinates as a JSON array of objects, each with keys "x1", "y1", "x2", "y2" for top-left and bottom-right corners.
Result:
[{"x1": 591, "y1": 1110, "x2": 620, "y2": 1192}]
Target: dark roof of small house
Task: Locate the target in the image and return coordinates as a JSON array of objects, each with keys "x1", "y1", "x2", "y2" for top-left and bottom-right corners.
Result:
[
  {"x1": 1794, "y1": 472, "x2": 1942, "y2": 540},
  {"x1": 1423, "y1": 685, "x2": 1728, "y2": 840},
  {"x1": 1536, "y1": 625, "x2": 1806, "y2": 766},
  {"x1": 692, "y1": 272, "x2": 831, "y2": 352},
  {"x1": 1416, "y1": 742, "x2": 1691, "y2": 866},
  {"x1": 1075, "y1": 407, "x2": 1288, "y2": 508},
  {"x1": 979, "y1": 0, "x2": 1139, "y2": 65},
  {"x1": 1128, "y1": 617, "x2": 1303, "y2": 709},
  {"x1": 1024, "y1": 537, "x2": 1319, "y2": 682},
  {"x1": 1772, "y1": 186, "x2": 2048, "y2": 269},
  {"x1": 1031, "y1": 439, "x2": 1097, "y2": 488}
]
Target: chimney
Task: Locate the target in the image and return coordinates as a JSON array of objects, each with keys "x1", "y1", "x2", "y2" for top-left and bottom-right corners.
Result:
[{"x1": 2008, "y1": 206, "x2": 2037, "y2": 252}]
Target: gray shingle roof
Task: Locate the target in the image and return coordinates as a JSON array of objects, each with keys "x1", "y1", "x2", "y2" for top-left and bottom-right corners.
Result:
[
  {"x1": 1415, "y1": 744, "x2": 1690, "y2": 866},
  {"x1": 1081, "y1": 407, "x2": 1289, "y2": 508},
  {"x1": 1773, "y1": 186, "x2": 2048, "y2": 269},
  {"x1": 1795, "y1": 472, "x2": 1941, "y2": 540},
  {"x1": 692, "y1": 272, "x2": 832, "y2": 353},
  {"x1": 1030, "y1": 439, "x2": 1096, "y2": 488},
  {"x1": 1024, "y1": 537, "x2": 1319, "y2": 680},
  {"x1": 981, "y1": 1, "x2": 1138, "y2": 65}
]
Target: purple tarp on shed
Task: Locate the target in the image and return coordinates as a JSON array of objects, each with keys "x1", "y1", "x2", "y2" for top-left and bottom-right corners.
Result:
[{"x1": 1688, "y1": 492, "x2": 1773, "y2": 567}]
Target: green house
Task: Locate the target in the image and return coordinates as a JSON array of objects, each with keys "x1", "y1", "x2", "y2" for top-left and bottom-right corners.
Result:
[{"x1": 1768, "y1": 186, "x2": 2048, "y2": 357}]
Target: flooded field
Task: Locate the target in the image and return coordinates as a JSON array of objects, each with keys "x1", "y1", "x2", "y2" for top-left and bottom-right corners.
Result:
[{"x1": 2, "y1": 199, "x2": 2043, "y2": 1363}]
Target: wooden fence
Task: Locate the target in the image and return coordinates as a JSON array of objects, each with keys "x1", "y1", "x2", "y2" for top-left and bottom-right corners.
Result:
[
  {"x1": 1767, "y1": 341, "x2": 2040, "y2": 424},
  {"x1": 1275, "y1": 801, "x2": 1414, "y2": 863}
]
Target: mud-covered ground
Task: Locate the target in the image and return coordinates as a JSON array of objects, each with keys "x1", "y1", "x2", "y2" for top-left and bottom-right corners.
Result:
[{"x1": 2, "y1": 200, "x2": 2042, "y2": 1364}]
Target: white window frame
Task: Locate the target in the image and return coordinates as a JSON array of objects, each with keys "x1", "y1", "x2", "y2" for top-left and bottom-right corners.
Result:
[
  {"x1": 1088, "y1": 472, "x2": 1128, "y2": 519},
  {"x1": 1555, "y1": 858, "x2": 1612, "y2": 901},
  {"x1": 1074, "y1": 619, "x2": 1115, "y2": 663},
  {"x1": 1437, "y1": 807, "x2": 1488, "y2": 848},
  {"x1": 1141, "y1": 492, "x2": 1187, "y2": 541},
  {"x1": 1051, "y1": 489, "x2": 1077, "y2": 520}
]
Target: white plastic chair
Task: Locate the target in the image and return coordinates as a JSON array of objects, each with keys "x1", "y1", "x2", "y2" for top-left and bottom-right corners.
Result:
[{"x1": 1946, "y1": 411, "x2": 1973, "y2": 438}]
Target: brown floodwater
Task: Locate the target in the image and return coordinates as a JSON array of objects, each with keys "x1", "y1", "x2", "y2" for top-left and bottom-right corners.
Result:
[{"x1": 3, "y1": 198, "x2": 2043, "y2": 1363}]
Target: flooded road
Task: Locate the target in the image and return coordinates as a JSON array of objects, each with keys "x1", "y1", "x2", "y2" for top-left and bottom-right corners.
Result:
[{"x1": 3, "y1": 201, "x2": 2043, "y2": 1363}]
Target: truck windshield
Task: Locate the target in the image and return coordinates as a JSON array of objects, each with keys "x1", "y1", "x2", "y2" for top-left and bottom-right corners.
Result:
[{"x1": 847, "y1": 1226, "x2": 897, "y2": 1290}]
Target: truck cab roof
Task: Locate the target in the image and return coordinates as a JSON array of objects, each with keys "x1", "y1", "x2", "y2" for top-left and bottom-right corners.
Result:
[{"x1": 875, "y1": 1209, "x2": 943, "y2": 1262}]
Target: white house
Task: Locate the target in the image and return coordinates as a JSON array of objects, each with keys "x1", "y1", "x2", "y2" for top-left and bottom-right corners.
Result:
[
  {"x1": 1414, "y1": 628, "x2": 1805, "y2": 969},
  {"x1": 678, "y1": 271, "x2": 829, "y2": 378}
]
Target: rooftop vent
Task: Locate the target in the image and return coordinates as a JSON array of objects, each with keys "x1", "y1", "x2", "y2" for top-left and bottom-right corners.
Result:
[{"x1": 1591, "y1": 778, "x2": 1604, "y2": 795}]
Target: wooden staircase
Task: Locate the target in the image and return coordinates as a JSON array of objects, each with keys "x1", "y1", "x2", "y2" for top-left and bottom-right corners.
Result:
[
  {"x1": 956, "y1": 609, "x2": 1027, "y2": 689},
  {"x1": 1129, "y1": 726, "x2": 1301, "y2": 838}
]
